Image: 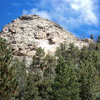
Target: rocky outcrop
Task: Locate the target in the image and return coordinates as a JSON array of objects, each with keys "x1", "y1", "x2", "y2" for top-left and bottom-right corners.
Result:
[
  {"x1": 84, "y1": 38, "x2": 94, "y2": 43},
  {"x1": 0, "y1": 15, "x2": 88, "y2": 66}
]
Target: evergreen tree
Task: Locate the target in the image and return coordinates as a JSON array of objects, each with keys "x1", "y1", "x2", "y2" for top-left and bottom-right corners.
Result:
[
  {"x1": 65, "y1": 43, "x2": 80, "y2": 66},
  {"x1": 23, "y1": 72, "x2": 41, "y2": 100},
  {"x1": 0, "y1": 38, "x2": 17, "y2": 100},
  {"x1": 56, "y1": 43, "x2": 80, "y2": 67},
  {"x1": 31, "y1": 47, "x2": 45, "y2": 71},
  {"x1": 14, "y1": 59, "x2": 27, "y2": 100},
  {"x1": 43, "y1": 55, "x2": 56, "y2": 78},
  {"x1": 23, "y1": 49, "x2": 57, "y2": 100},
  {"x1": 52, "y1": 57, "x2": 80, "y2": 100},
  {"x1": 39, "y1": 55, "x2": 56, "y2": 100},
  {"x1": 90, "y1": 34, "x2": 94, "y2": 40},
  {"x1": 79, "y1": 46, "x2": 97, "y2": 100},
  {"x1": 97, "y1": 35, "x2": 100, "y2": 43},
  {"x1": 56, "y1": 43, "x2": 67, "y2": 58},
  {"x1": 37, "y1": 75, "x2": 53, "y2": 100},
  {"x1": 93, "y1": 43, "x2": 100, "y2": 99}
]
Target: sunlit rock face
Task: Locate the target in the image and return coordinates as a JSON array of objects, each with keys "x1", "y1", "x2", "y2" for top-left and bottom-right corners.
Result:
[{"x1": 0, "y1": 15, "x2": 88, "y2": 66}]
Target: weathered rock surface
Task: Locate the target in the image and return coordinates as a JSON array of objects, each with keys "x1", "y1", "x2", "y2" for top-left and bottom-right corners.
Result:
[{"x1": 0, "y1": 15, "x2": 88, "y2": 66}]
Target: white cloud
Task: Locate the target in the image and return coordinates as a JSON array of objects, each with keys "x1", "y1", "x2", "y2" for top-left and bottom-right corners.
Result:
[
  {"x1": 22, "y1": 0, "x2": 98, "y2": 28},
  {"x1": 69, "y1": 0, "x2": 98, "y2": 25},
  {"x1": 22, "y1": 8, "x2": 51, "y2": 20}
]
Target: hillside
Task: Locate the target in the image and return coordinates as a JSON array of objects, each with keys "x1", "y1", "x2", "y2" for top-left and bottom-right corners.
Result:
[
  {"x1": 0, "y1": 15, "x2": 100, "y2": 100},
  {"x1": 0, "y1": 15, "x2": 89, "y2": 66}
]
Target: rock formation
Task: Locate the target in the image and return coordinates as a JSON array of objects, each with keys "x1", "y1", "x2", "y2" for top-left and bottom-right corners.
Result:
[{"x1": 0, "y1": 15, "x2": 88, "y2": 67}]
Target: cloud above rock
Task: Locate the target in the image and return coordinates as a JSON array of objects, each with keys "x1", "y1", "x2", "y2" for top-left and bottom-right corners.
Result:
[{"x1": 22, "y1": 0, "x2": 99, "y2": 37}]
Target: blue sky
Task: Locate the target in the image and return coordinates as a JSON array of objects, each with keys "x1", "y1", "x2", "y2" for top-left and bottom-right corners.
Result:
[{"x1": 0, "y1": 0, "x2": 100, "y2": 39}]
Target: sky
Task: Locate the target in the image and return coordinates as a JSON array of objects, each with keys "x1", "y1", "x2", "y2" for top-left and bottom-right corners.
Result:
[{"x1": 0, "y1": 0, "x2": 100, "y2": 39}]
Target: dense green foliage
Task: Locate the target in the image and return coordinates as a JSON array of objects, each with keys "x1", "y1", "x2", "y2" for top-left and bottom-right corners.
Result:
[
  {"x1": 0, "y1": 36, "x2": 100, "y2": 100},
  {"x1": 0, "y1": 38, "x2": 17, "y2": 100},
  {"x1": 79, "y1": 46, "x2": 97, "y2": 100},
  {"x1": 52, "y1": 57, "x2": 80, "y2": 100}
]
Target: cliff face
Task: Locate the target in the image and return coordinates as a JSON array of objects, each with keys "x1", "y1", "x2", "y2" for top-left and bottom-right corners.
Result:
[{"x1": 0, "y1": 15, "x2": 88, "y2": 66}]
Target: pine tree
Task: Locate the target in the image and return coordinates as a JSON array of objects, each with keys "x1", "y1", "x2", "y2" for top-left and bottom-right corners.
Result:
[
  {"x1": 43, "y1": 55, "x2": 56, "y2": 78},
  {"x1": 23, "y1": 72, "x2": 41, "y2": 100},
  {"x1": 66, "y1": 43, "x2": 80, "y2": 66},
  {"x1": 52, "y1": 57, "x2": 80, "y2": 100},
  {"x1": 20, "y1": 55, "x2": 56, "y2": 100},
  {"x1": 0, "y1": 38, "x2": 17, "y2": 100},
  {"x1": 97, "y1": 35, "x2": 100, "y2": 43},
  {"x1": 37, "y1": 75, "x2": 53, "y2": 100},
  {"x1": 79, "y1": 46, "x2": 97, "y2": 100},
  {"x1": 38, "y1": 55, "x2": 56, "y2": 100},
  {"x1": 90, "y1": 34, "x2": 94, "y2": 40},
  {"x1": 93, "y1": 43, "x2": 100, "y2": 99},
  {"x1": 56, "y1": 43, "x2": 80, "y2": 66},
  {"x1": 13, "y1": 59, "x2": 27, "y2": 100},
  {"x1": 56, "y1": 43, "x2": 67, "y2": 58},
  {"x1": 31, "y1": 47, "x2": 45, "y2": 71},
  {"x1": 24, "y1": 48, "x2": 56, "y2": 100}
]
